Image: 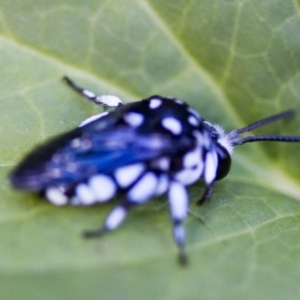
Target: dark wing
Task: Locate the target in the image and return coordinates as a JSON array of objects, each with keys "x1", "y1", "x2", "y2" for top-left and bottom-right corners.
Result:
[
  {"x1": 9, "y1": 124, "x2": 181, "y2": 191},
  {"x1": 10, "y1": 96, "x2": 201, "y2": 191}
]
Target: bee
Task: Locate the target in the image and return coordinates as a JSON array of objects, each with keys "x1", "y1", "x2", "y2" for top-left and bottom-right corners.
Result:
[{"x1": 9, "y1": 77, "x2": 300, "y2": 265}]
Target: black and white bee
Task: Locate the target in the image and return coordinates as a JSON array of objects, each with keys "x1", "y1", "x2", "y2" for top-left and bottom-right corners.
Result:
[{"x1": 9, "y1": 77, "x2": 300, "y2": 265}]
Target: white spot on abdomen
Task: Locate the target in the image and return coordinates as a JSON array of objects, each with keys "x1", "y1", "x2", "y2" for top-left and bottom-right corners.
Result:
[
  {"x1": 114, "y1": 163, "x2": 145, "y2": 188},
  {"x1": 128, "y1": 172, "x2": 158, "y2": 203},
  {"x1": 46, "y1": 187, "x2": 68, "y2": 206},
  {"x1": 76, "y1": 184, "x2": 96, "y2": 205},
  {"x1": 89, "y1": 174, "x2": 116, "y2": 202}
]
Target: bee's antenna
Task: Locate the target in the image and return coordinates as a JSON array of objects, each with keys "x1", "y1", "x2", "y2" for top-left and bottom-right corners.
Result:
[
  {"x1": 225, "y1": 110, "x2": 300, "y2": 146},
  {"x1": 231, "y1": 134, "x2": 300, "y2": 146}
]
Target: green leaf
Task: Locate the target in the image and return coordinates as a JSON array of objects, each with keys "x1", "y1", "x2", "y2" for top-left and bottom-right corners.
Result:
[{"x1": 1, "y1": 0, "x2": 300, "y2": 299}]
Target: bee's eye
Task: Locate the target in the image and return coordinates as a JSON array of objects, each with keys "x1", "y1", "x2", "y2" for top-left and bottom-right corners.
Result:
[{"x1": 215, "y1": 145, "x2": 231, "y2": 181}]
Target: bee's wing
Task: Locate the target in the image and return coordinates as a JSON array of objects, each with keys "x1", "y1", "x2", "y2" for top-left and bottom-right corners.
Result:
[{"x1": 10, "y1": 125, "x2": 180, "y2": 191}]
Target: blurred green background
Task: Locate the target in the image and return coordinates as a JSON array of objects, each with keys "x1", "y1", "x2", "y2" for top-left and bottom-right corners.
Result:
[{"x1": 1, "y1": 0, "x2": 300, "y2": 299}]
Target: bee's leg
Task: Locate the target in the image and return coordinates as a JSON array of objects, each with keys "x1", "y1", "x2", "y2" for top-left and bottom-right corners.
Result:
[
  {"x1": 84, "y1": 171, "x2": 161, "y2": 238},
  {"x1": 83, "y1": 203, "x2": 131, "y2": 238},
  {"x1": 63, "y1": 76, "x2": 124, "y2": 108},
  {"x1": 197, "y1": 184, "x2": 213, "y2": 205},
  {"x1": 168, "y1": 181, "x2": 189, "y2": 266}
]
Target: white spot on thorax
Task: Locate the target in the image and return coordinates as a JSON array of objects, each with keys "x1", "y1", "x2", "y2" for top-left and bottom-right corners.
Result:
[
  {"x1": 183, "y1": 147, "x2": 201, "y2": 168},
  {"x1": 114, "y1": 163, "x2": 145, "y2": 188},
  {"x1": 123, "y1": 112, "x2": 144, "y2": 127},
  {"x1": 174, "y1": 160, "x2": 204, "y2": 185},
  {"x1": 174, "y1": 147, "x2": 203, "y2": 185},
  {"x1": 162, "y1": 117, "x2": 182, "y2": 135},
  {"x1": 204, "y1": 151, "x2": 218, "y2": 184},
  {"x1": 149, "y1": 98, "x2": 162, "y2": 109},
  {"x1": 46, "y1": 187, "x2": 68, "y2": 206},
  {"x1": 187, "y1": 107, "x2": 200, "y2": 118},
  {"x1": 174, "y1": 99, "x2": 184, "y2": 105},
  {"x1": 188, "y1": 115, "x2": 200, "y2": 127},
  {"x1": 89, "y1": 174, "x2": 116, "y2": 202},
  {"x1": 79, "y1": 112, "x2": 109, "y2": 127},
  {"x1": 128, "y1": 172, "x2": 158, "y2": 203},
  {"x1": 105, "y1": 206, "x2": 127, "y2": 230}
]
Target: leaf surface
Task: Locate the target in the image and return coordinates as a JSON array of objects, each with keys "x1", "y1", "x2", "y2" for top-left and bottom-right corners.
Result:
[{"x1": 1, "y1": 1, "x2": 300, "y2": 299}]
